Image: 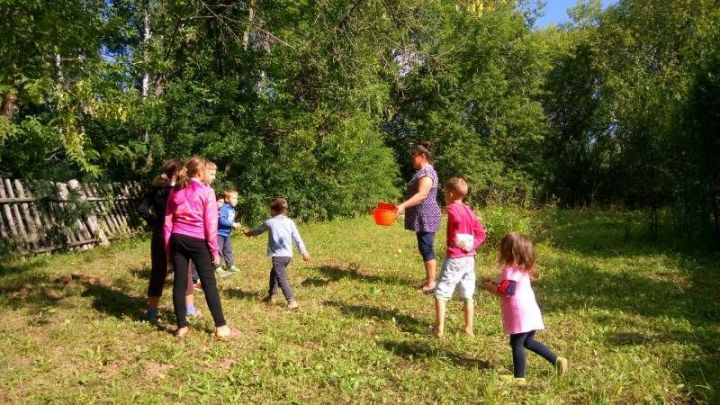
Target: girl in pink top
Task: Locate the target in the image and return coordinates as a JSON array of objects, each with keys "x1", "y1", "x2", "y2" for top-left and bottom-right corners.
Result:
[
  {"x1": 163, "y1": 156, "x2": 238, "y2": 339},
  {"x1": 482, "y1": 232, "x2": 567, "y2": 384}
]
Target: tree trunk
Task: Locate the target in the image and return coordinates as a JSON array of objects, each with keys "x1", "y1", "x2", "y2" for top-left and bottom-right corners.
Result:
[
  {"x1": 1, "y1": 90, "x2": 17, "y2": 120},
  {"x1": 242, "y1": 0, "x2": 255, "y2": 50}
]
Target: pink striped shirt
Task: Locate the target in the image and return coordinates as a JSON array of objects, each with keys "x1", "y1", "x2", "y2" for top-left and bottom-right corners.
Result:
[{"x1": 163, "y1": 178, "x2": 220, "y2": 260}]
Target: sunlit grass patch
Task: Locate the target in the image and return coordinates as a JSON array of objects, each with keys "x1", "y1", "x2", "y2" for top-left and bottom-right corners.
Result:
[{"x1": 0, "y1": 208, "x2": 717, "y2": 403}]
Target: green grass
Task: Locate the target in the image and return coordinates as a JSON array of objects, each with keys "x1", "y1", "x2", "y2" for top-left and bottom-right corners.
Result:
[{"x1": 1, "y1": 208, "x2": 718, "y2": 403}]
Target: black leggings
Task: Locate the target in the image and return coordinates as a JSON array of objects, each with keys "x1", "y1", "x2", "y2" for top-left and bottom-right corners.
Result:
[
  {"x1": 147, "y1": 227, "x2": 193, "y2": 297},
  {"x1": 169, "y1": 234, "x2": 226, "y2": 328},
  {"x1": 147, "y1": 227, "x2": 168, "y2": 297},
  {"x1": 510, "y1": 331, "x2": 557, "y2": 378}
]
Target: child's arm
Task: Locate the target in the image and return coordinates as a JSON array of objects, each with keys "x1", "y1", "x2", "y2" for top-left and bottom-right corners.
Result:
[
  {"x1": 243, "y1": 221, "x2": 268, "y2": 237},
  {"x1": 290, "y1": 222, "x2": 310, "y2": 261},
  {"x1": 162, "y1": 190, "x2": 176, "y2": 262},
  {"x1": 471, "y1": 217, "x2": 486, "y2": 252},
  {"x1": 446, "y1": 205, "x2": 464, "y2": 250},
  {"x1": 203, "y1": 189, "x2": 220, "y2": 265},
  {"x1": 481, "y1": 278, "x2": 517, "y2": 296},
  {"x1": 218, "y1": 206, "x2": 234, "y2": 228}
]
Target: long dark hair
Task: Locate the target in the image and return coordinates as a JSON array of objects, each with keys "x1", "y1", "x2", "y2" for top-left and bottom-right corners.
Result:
[{"x1": 152, "y1": 159, "x2": 184, "y2": 187}]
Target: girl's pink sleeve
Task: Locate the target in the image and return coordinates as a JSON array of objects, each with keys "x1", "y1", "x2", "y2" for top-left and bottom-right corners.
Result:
[
  {"x1": 472, "y1": 216, "x2": 486, "y2": 251},
  {"x1": 163, "y1": 189, "x2": 175, "y2": 255},
  {"x1": 203, "y1": 187, "x2": 220, "y2": 260}
]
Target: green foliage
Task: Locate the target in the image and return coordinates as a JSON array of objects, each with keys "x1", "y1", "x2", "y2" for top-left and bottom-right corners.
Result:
[{"x1": 1, "y1": 0, "x2": 720, "y2": 243}]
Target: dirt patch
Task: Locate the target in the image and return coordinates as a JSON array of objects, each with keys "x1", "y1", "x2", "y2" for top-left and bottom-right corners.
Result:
[{"x1": 145, "y1": 361, "x2": 174, "y2": 379}]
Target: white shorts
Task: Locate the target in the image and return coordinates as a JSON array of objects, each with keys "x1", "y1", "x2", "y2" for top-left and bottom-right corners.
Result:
[{"x1": 434, "y1": 256, "x2": 476, "y2": 300}]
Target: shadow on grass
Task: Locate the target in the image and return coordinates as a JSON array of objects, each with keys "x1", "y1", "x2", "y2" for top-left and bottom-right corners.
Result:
[
  {"x1": 535, "y1": 211, "x2": 720, "y2": 403},
  {"x1": 379, "y1": 339, "x2": 492, "y2": 370},
  {"x1": 0, "y1": 257, "x2": 50, "y2": 277},
  {"x1": 539, "y1": 262, "x2": 687, "y2": 320},
  {"x1": 0, "y1": 273, "x2": 70, "y2": 311},
  {"x1": 81, "y1": 283, "x2": 146, "y2": 321},
  {"x1": 223, "y1": 287, "x2": 262, "y2": 301},
  {"x1": 324, "y1": 300, "x2": 426, "y2": 334},
  {"x1": 128, "y1": 265, "x2": 151, "y2": 279},
  {"x1": 302, "y1": 263, "x2": 410, "y2": 288}
]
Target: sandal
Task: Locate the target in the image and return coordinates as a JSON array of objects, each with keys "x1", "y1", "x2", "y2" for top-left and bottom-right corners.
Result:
[{"x1": 214, "y1": 326, "x2": 241, "y2": 340}]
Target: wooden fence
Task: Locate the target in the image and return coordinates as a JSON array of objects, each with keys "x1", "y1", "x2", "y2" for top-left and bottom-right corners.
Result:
[{"x1": 0, "y1": 178, "x2": 146, "y2": 256}]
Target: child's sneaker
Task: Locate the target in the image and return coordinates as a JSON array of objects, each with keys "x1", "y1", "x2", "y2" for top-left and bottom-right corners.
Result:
[
  {"x1": 215, "y1": 267, "x2": 232, "y2": 278},
  {"x1": 226, "y1": 266, "x2": 240, "y2": 273},
  {"x1": 146, "y1": 307, "x2": 159, "y2": 322},
  {"x1": 500, "y1": 375, "x2": 527, "y2": 385},
  {"x1": 287, "y1": 299, "x2": 299, "y2": 309},
  {"x1": 555, "y1": 356, "x2": 568, "y2": 377}
]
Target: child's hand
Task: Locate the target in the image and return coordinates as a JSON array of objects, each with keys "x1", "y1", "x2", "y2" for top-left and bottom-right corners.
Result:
[
  {"x1": 455, "y1": 238, "x2": 471, "y2": 253},
  {"x1": 232, "y1": 223, "x2": 242, "y2": 229},
  {"x1": 302, "y1": 253, "x2": 311, "y2": 262},
  {"x1": 481, "y1": 279, "x2": 497, "y2": 293}
]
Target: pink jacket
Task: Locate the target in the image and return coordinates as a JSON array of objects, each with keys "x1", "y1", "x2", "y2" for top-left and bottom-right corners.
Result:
[
  {"x1": 445, "y1": 202, "x2": 486, "y2": 258},
  {"x1": 163, "y1": 179, "x2": 219, "y2": 261}
]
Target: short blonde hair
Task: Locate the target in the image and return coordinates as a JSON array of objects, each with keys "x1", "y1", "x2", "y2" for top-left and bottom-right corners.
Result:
[
  {"x1": 445, "y1": 177, "x2": 468, "y2": 198},
  {"x1": 224, "y1": 190, "x2": 238, "y2": 200}
]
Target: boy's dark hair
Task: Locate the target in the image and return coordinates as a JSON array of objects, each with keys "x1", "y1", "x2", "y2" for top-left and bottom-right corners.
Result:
[
  {"x1": 270, "y1": 197, "x2": 288, "y2": 213},
  {"x1": 445, "y1": 177, "x2": 468, "y2": 198}
]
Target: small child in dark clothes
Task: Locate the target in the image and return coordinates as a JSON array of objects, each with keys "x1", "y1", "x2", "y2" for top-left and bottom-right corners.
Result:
[{"x1": 244, "y1": 197, "x2": 310, "y2": 309}]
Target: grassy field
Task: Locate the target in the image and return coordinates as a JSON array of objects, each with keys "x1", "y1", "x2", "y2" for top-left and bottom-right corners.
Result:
[{"x1": 0, "y1": 208, "x2": 718, "y2": 403}]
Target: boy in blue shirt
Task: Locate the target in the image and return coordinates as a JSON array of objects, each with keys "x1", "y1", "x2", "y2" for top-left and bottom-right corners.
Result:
[
  {"x1": 217, "y1": 190, "x2": 241, "y2": 275},
  {"x1": 244, "y1": 197, "x2": 310, "y2": 309}
]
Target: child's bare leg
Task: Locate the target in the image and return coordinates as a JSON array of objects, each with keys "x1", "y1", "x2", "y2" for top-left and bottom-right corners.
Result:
[
  {"x1": 424, "y1": 259, "x2": 437, "y2": 289},
  {"x1": 463, "y1": 299, "x2": 474, "y2": 336},
  {"x1": 434, "y1": 298, "x2": 446, "y2": 337}
]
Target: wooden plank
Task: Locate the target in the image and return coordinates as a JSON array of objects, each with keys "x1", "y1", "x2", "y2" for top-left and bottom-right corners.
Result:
[
  {"x1": 21, "y1": 181, "x2": 58, "y2": 251},
  {"x1": 68, "y1": 180, "x2": 95, "y2": 244},
  {"x1": 0, "y1": 197, "x2": 37, "y2": 203},
  {"x1": 97, "y1": 187, "x2": 118, "y2": 237},
  {"x1": 14, "y1": 179, "x2": 39, "y2": 249},
  {"x1": 3, "y1": 179, "x2": 28, "y2": 251},
  {"x1": 0, "y1": 180, "x2": 19, "y2": 238},
  {"x1": 112, "y1": 183, "x2": 130, "y2": 234},
  {"x1": 31, "y1": 180, "x2": 56, "y2": 250},
  {"x1": 54, "y1": 182, "x2": 79, "y2": 246},
  {"x1": 103, "y1": 185, "x2": 123, "y2": 237}
]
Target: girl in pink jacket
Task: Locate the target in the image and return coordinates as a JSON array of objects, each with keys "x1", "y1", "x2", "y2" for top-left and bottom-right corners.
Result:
[{"x1": 163, "y1": 156, "x2": 238, "y2": 339}]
